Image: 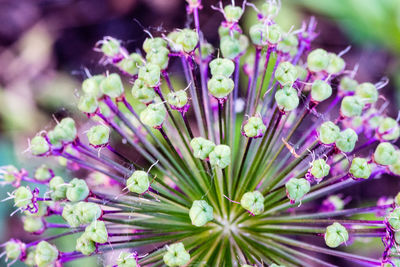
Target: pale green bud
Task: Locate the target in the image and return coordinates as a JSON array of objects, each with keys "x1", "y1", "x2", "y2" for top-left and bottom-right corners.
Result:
[
  {"x1": 24, "y1": 250, "x2": 36, "y2": 266},
  {"x1": 339, "y1": 76, "x2": 358, "y2": 92},
  {"x1": 261, "y1": 2, "x2": 279, "y2": 17},
  {"x1": 100, "y1": 73, "x2": 124, "y2": 98},
  {"x1": 163, "y1": 243, "x2": 190, "y2": 267},
  {"x1": 209, "y1": 145, "x2": 231, "y2": 168},
  {"x1": 2, "y1": 165, "x2": 18, "y2": 183},
  {"x1": 311, "y1": 80, "x2": 332, "y2": 102},
  {"x1": 349, "y1": 157, "x2": 372, "y2": 179},
  {"x1": 335, "y1": 128, "x2": 358, "y2": 153},
  {"x1": 189, "y1": 200, "x2": 213, "y2": 226},
  {"x1": 307, "y1": 49, "x2": 329, "y2": 73},
  {"x1": 117, "y1": 53, "x2": 144, "y2": 76},
  {"x1": 117, "y1": 252, "x2": 137, "y2": 267},
  {"x1": 243, "y1": 116, "x2": 266, "y2": 138},
  {"x1": 240, "y1": 191, "x2": 264, "y2": 215},
  {"x1": 220, "y1": 36, "x2": 241, "y2": 59},
  {"x1": 275, "y1": 62, "x2": 297, "y2": 85},
  {"x1": 218, "y1": 25, "x2": 241, "y2": 40},
  {"x1": 143, "y1": 37, "x2": 167, "y2": 53},
  {"x1": 34, "y1": 164, "x2": 53, "y2": 181},
  {"x1": 131, "y1": 78, "x2": 156, "y2": 104},
  {"x1": 389, "y1": 150, "x2": 400, "y2": 176},
  {"x1": 139, "y1": 103, "x2": 166, "y2": 128},
  {"x1": 324, "y1": 222, "x2": 349, "y2": 248},
  {"x1": 325, "y1": 53, "x2": 345, "y2": 74},
  {"x1": 76, "y1": 233, "x2": 96, "y2": 255},
  {"x1": 14, "y1": 186, "x2": 33, "y2": 208},
  {"x1": 275, "y1": 86, "x2": 299, "y2": 111},
  {"x1": 62, "y1": 204, "x2": 81, "y2": 227},
  {"x1": 285, "y1": 178, "x2": 310, "y2": 203},
  {"x1": 249, "y1": 23, "x2": 281, "y2": 46},
  {"x1": 310, "y1": 159, "x2": 330, "y2": 180},
  {"x1": 31, "y1": 136, "x2": 50, "y2": 155},
  {"x1": 49, "y1": 176, "x2": 67, "y2": 201},
  {"x1": 190, "y1": 137, "x2": 216, "y2": 160},
  {"x1": 207, "y1": 75, "x2": 234, "y2": 99},
  {"x1": 355, "y1": 82, "x2": 378, "y2": 104},
  {"x1": 277, "y1": 34, "x2": 298, "y2": 55},
  {"x1": 75, "y1": 202, "x2": 102, "y2": 224},
  {"x1": 388, "y1": 208, "x2": 400, "y2": 230},
  {"x1": 85, "y1": 220, "x2": 108, "y2": 244},
  {"x1": 126, "y1": 170, "x2": 149, "y2": 194},
  {"x1": 146, "y1": 46, "x2": 170, "y2": 69},
  {"x1": 5, "y1": 240, "x2": 22, "y2": 260},
  {"x1": 78, "y1": 94, "x2": 98, "y2": 114},
  {"x1": 167, "y1": 90, "x2": 188, "y2": 109},
  {"x1": 377, "y1": 117, "x2": 400, "y2": 141},
  {"x1": 176, "y1": 29, "x2": 199, "y2": 53},
  {"x1": 138, "y1": 63, "x2": 161, "y2": 87},
  {"x1": 374, "y1": 142, "x2": 397, "y2": 166},
  {"x1": 319, "y1": 121, "x2": 340, "y2": 144},
  {"x1": 340, "y1": 96, "x2": 364, "y2": 117},
  {"x1": 209, "y1": 58, "x2": 235, "y2": 77},
  {"x1": 66, "y1": 178, "x2": 89, "y2": 202},
  {"x1": 82, "y1": 75, "x2": 104, "y2": 97},
  {"x1": 224, "y1": 5, "x2": 243, "y2": 22},
  {"x1": 87, "y1": 125, "x2": 110, "y2": 146},
  {"x1": 295, "y1": 65, "x2": 308, "y2": 81},
  {"x1": 34, "y1": 241, "x2": 58, "y2": 267},
  {"x1": 23, "y1": 216, "x2": 44, "y2": 233},
  {"x1": 101, "y1": 37, "x2": 120, "y2": 57}
]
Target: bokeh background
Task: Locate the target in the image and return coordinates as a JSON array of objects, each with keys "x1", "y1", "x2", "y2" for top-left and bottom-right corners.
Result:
[{"x1": 0, "y1": 0, "x2": 400, "y2": 266}]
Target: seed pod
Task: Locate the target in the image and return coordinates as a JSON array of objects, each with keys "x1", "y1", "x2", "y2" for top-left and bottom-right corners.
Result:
[
  {"x1": 189, "y1": 200, "x2": 214, "y2": 227},
  {"x1": 335, "y1": 128, "x2": 358, "y2": 153},
  {"x1": 377, "y1": 117, "x2": 400, "y2": 141},
  {"x1": 196, "y1": 42, "x2": 214, "y2": 60},
  {"x1": 82, "y1": 75, "x2": 104, "y2": 97},
  {"x1": 126, "y1": 170, "x2": 150, "y2": 194},
  {"x1": 240, "y1": 191, "x2": 264, "y2": 215},
  {"x1": 49, "y1": 117, "x2": 77, "y2": 147},
  {"x1": 339, "y1": 76, "x2": 358, "y2": 92},
  {"x1": 49, "y1": 176, "x2": 67, "y2": 201},
  {"x1": 14, "y1": 186, "x2": 33, "y2": 208},
  {"x1": 2, "y1": 165, "x2": 18, "y2": 183},
  {"x1": 296, "y1": 65, "x2": 308, "y2": 81},
  {"x1": 5, "y1": 240, "x2": 23, "y2": 260},
  {"x1": 167, "y1": 90, "x2": 188, "y2": 110},
  {"x1": 117, "y1": 252, "x2": 137, "y2": 267},
  {"x1": 139, "y1": 103, "x2": 166, "y2": 129},
  {"x1": 34, "y1": 241, "x2": 59, "y2": 267},
  {"x1": 275, "y1": 86, "x2": 299, "y2": 111},
  {"x1": 138, "y1": 63, "x2": 161, "y2": 87},
  {"x1": 389, "y1": 150, "x2": 400, "y2": 176},
  {"x1": 207, "y1": 75, "x2": 234, "y2": 99},
  {"x1": 311, "y1": 80, "x2": 332, "y2": 102},
  {"x1": 243, "y1": 116, "x2": 266, "y2": 138},
  {"x1": 131, "y1": 78, "x2": 156, "y2": 104},
  {"x1": 163, "y1": 243, "x2": 190, "y2": 267},
  {"x1": 23, "y1": 216, "x2": 44, "y2": 233},
  {"x1": 218, "y1": 25, "x2": 241, "y2": 40},
  {"x1": 34, "y1": 165, "x2": 53, "y2": 181},
  {"x1": 261, "y1": 2, "x2": 279, "y2": 17},
  {"x1": 307, "y1": 49, "x2": 330, "y2": 72},
  {"x1": 66, "y1": 178, "x2": 89, "y2": 202},
  {"x1": 224, "y1": 5, "x2": 243, "y2": 22},
  {"x1": 310, "y1": 159, "x2": 330, "y2": 180},
  {"x1": 62, "y1": 203, "x2": 81, "y2": 227},
  {"x1": 101, "y1": 37, "x2": 121, "y2": 57},
  {"x1": 78, "y1": 94, "x2": 98, "y2": 114},
  {"x1": 209, "y1": 145, "x2": 231, "y2": 168},
  {"x1": 143, "y1": 37, "x2": 168, "y2": 53},
  {"x1": 209, "y1": 58, "x2": 235, "y2": 77},
  {"x1": 277, "y1": 34, "x2": 298, "y2": 55},
  {"x1": 176, "y1": 29, "x2": 199, "y2": 53},
  {"x1": 220, "y1": 35, "x2": 241, "y2": 59},
  {"x1": 374, "y1": 142, "x2": 397, "y2": 166},
  {"x1": 285, "y1": 178, "x2": 310, "y2": 203},
  {"x1": 275, "y1": 61, "x2": 297, "y2": 85},
  {"x1": 325, "y1": 53, "x2": 345, "y2": 74},
  {"x1": 388, "y1": 208, "x2": 400, "y2": 230},
  {"x1": 117, "y1": 53, "x2": 144, "y2": 76},
  {"x1": 340, "y1": 96, "x2": 364, "y2": 117},
  {"x1": 146, "y1": 46, "x2": 170, "y2": 70},
  {"x1": 318, "y1": 121, "x2": 340, "y2": 145},
  {"x1": 324, "y1": 222, "x2": 349, "y2": 248},
  {"x1": 85, "y1": 220, "x2": 108, "y2": 244},
  {"x1": 75, "y1": 202, "x2": 102, "y2": 224},
  {"x1": 355, "y1": 82, "x2": 378, "y2": 104},
  {"x1": 30, "y1": 136, "x2": 50, "y2": 156},
  {"x1": 24, "y1": 250, "x2": 36, "y2": 266},
  {"x1": 76, "y1": 233, "x2": 96, "y2": 256},
  {"x1": 190, "y1": 137, "x2": 216, "y2": 160},
  {"x1": 349, "y1": 157, "x2": 371, "y2": 179},
  {"x1": 87, "y1": 125, "x2": 110, "y2": 147},
  {"x1": 100, "y1": 73, "x2": 124, "y2": 98},
  {"x1": 249, "y1": 23, "x2": 281, "y2": 46}
]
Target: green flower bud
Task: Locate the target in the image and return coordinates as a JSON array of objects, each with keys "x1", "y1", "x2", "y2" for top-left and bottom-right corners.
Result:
[
  {"x1": 349, "y1": 157, "x2": 372, "y2": 179},
  {"x1": 355, "y1": 82, "x2": 378, "y2": 104},
  {"x1": 138, "y1": 63, "x2": 161, "y2": 87},
  {"x1": 325, "y1": 53, "x2": 345, "y2": 74},
  {"x1": 307, "y1": 49, "x2": 329, "y2": 73},
  {"x1": 374, "y1": 142, "x2": 397, "y2": 166},
  {"x1": 207, "y1": 75, "x2": 234, "y2": 99},
  {"x1": 5, "y1": 240, "x2": 22, "y2": 260},
  {"x1": 388, "y1": 208, "x2": 400, "y2": 230},
  {"x1": 34, "y1": 164, "x2": 53, "y2": 181},
  {"x1": 101, "y1": 37, "x2": 120, "y2": 57},
  {"x1": 189, "y1": 200, "x2": 213, "y2": 227},
  {"x1": 78, "y1": 94, "x2": 98, "y2": 114},
  {"x1": 275, "y1": 86, "x2": 299, "y2": 111},
  {"x1": 295, "y1": 65, "x2": 308, "y2": 81},
  {"x1": 285, "y1": 178, "x2": 310, "y2": 203},
  {"x1": 261, "y1": 2, "x2": 279, "y2": 17},
  {"x1": 117, "y1": 252, "x2": 137, "y2": 267},
  {"x1": 335, "y1": 129, "x2": 358, "y2": 153},
  {"x1": 126, "y1": 170, "x2": 149, "y2": 194},
  {"x1": 24, "y1": 250, "x2": 36, "y2": 266},
  {"x1": 14, "y1": 186, "x2": 33, "y2": 208},
  {"x1": 66, "y1": 178, "x2": 89, "y2": 202},
  {"x1": 139, "y1": 103, "x2": 166, "y2": 128},
  {"x1": 196, "y1": 42, "x2": 214, "y2": 60},
  {"x1": 75, "y1": 202, "x2": 102, "y2": 224},
  {"x1": 76, "y1": 233, "x2": 96, "y2": 255},
  {"x1": 209, "y1": 145, "x2": 231, "y2": 168},
  {"x1": 146, "y1": 46, "x2": 170, "y2": 70},
  {"x1": 34, "y1": 241, "x2": 58, "y2": 267},
  {"x1": 87, "y1": 125, "x2": 110, "y2": 146},
  {"x1": 131, "y1": 78, "x2": 156, "y2": 104},
  {"x1": 24, "y1": 202, "x2": 47, "y2": 217},
  {"x1": 249, "y1": 23, "x2": 281, "y2": 46},
  {"x1": 339, "y1": 76, "x2": 358, "y2": 92},
  {"x1": 190, "y1": 137, "x2": 216, "y2": 160},
  {"x1": 311, "y1": 80, "x2": 332, "y2": 102},
  {"x1": 100, "y1": 73, "x2": 124, "y2": 98},
  {"x1": 340, "y1": 96, "x2": 364, "y2": 117},
  {"x1": 117, "y1": 53, "x2": 144, "y2": 76},
  {"x1": 62, "y1": 203, "x2": 81, "y2": 227},
  {"x1": 324, "y1": 222, "x2": 349, "y2": 248},
  {"x1": 243, "y1": 116, "x2": 266, "y2": 138},
  {"x1": 389, "y1": 150, "x2": 400, "y2": 176},
  {"x1": 240, "y1": 191, "x2": 264, "y2": 215},
  {"x1": 224, "y1": 5, "x2": 243, "y2": 22},
  {"x1": 275, "y1": 62, "x2": 297, "y2": 85},
  {"x1": 176, "y1": 29, "x2": 199, "y2": 53},
  {"x1": 82, "y1": 75, "x2": 104, "y2": 97},
  {"x1": 2, "y1": 165, "x2": 18, "y2": 183},
  {"x1": 377, "y1": 117, "x2": 400, "y2": 141},
  {"x1": 48, "y1": 117, "x2": 77, "y2": 148},
  {"x1": 319, "y1": 121, "x2": 340, "y2": 144},
  {"x1": 30, "y1": 136, "x2": 50, "y2": 155},
  {"x1": 163, "y1": 243, "x2": 190, "y2": 267},
  {"x1": 310, "y1": 159, "x2": 330, "y2": 180},
  {"x1": 23, "y1": 216, "x2": 44, "y2": 233},
  {"x1": 49, "y1": 176, "x2": 67, "y2": 201},
  {"x1": 143, "y1": 37, "x2": 167, "y2": 53},
  {"x1": 167, "y1": 90, "x2": 188, "y2": 110},
  {"x1": 85, "y1": 220, "x2": 108, "y2": 243},
  {"x1": 277, "y1": 34, "x2": 298, "y2": 55},
  {"x1": 220, "y1": 36, "x2": 241, "y2": 59},
  {"x1": 218, "y1": 25, "x2": 241, "y2": 40},
  {"x1": 209, "y1": 58, "x2": 235, "y2": 77}
]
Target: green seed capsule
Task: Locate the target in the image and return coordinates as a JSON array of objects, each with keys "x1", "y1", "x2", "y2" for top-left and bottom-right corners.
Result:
[
  {"x1": 275, "y1": 85, "x2": 299, "y2": 111},
  {"x1": 266, "y1": 24, "x2": 281, "y2": 44},
  {"x1": 190, "y1": 137, "x2": 216, "y2": 160},
  {"x1": 143, "y1": 37, "x2": 167, "y2": 53},
  {"x1": 117, "y1": 53, "x2": 144, "y2": 76},
  {"x1": 100, "y1": 73, "x2": 124, "y2": 98},
  {"x1": 319, "y1": 121, "x2": 340, "y2": 145},
  {"x1": 34, "y1": 241, "x2": 59, "y2": 267},
  {"x1": 249, "y1": 23, "x2": 281, "y2": 46},
  {"x1": 207, "y1": 75, "x2": 234, "y2": 99},
  {"x1": 189, "y1": 200, "x2": 214, "y2": 226},
  {"x1": 176, "y1": 29, "x2": 199, "y2": 53},
  {"x1": 87, "y1": 125, "x2": 110, "y2": 146},
  {"x1": 324, "y1": 222, "x2": 349, "y2": 248},
  {"x1": 340, "y1": 96, "x2": 364, "y2": 117},
  {"x1": 218, "y1": 25, "x2": 241, "y2": 40},
  {"x1": 146, "y1": 46, "x2": 170, "y2": 70},
  {"x1": 131, "y1": 78, "x2": 156, "y2": 104},
  {"x1": 285, "y1": 178, "x2": 310, "y2": 203},
  {"x1": 85, "y1": 220, "x2": 108, "y2": 244},
  {"x1": 167, "y1": 90, "x2": 188, "y2": 109},
  {"x1": 275, "y1": 62, "x2": 297, "y2": 85},
  {"x1": 117, "y1": 252, "x2": 137, "y2": 267},
  {"x1": 240, "y1": 191, "x2": 264, "y2": 215},
  {"x1": 78, "y1": 94, "x2": 98, "y2": 114},
  {"x1": 311, "y1": 80, "x2": 332, "y2": 102},
  {"x1": 5, "y1": 240, "x2": 22, "y2": 260},
  {"x1": 2, "y1": 165, "x2": 18, "y2": 183},
  {"x1": 66, "y1": 178, "x2": 89, "y2": 202},
  {"x1": 49, "y1": 176, "x2": 67, "y2": 201},
  {"x1": 224, "y1": 5, "x2": 243, "y2": 22},
  {"x1": 75, "y1": 202, "x2": 102, "y2": 224},
  {"x1": 355, "y1": 82, "x2": 378, "y2": 104},
  {"x1": 126, "y1": 170, "x2": 150, "y2": 194},
  {"x1": 82, "y1": 75, "x2": 104, "y2": 97},
  {"x1": 163, "y1": 243, "x2": 190, "y2": 267},
  {"x1": 24, "y1": 250, "x2": 36, "y2": 266},
  {"x1": 209, "y1": 58, "x2": 235, "y2": 77},
  {"x1": 139, "y1": 103, "x2": 166, "y2": 128},
  {"x1": 335, "y1": 128, "x2": 358, "y2": 153},
  {"x1": 296, "y1": 65, "x2": 308, "y2": 81},
  {"x1": 243, "y1": 116, "x2": 266, "y2": 138},
  {"x1": 30, "y1": 136, "x2": 50, "y2": 156},
  {"x1": 339, "y1": 76, "x2": 358, "y2": 92},
  {"x1": 388, "y1": 208, "x2": 400, "y2": 230},
  {"x1": 220, "y1": 36, "x2": 241, "y2": 59},
  {"x1": 307, "y1": 48, "x2": 329, "y2": 73},
  {"x1": 325, "y1": 53, "x2": 345, "y2": 74},
  {"x1": 349, "y1": 157, "x2": 372, "y2": 179},
  {"x1": 23, "y1": 216, "x2": 44, "y2": 233},
  {"x1": 377, "y1": 117, "x2": 400, "y2": 141},
  {"x1": 14, "y1": 186, "x2": 33, "y2": 208},
  {"x1": 310, "y1": 159, "x2": 330, "y2": 180},
  {"x1": 261, "y1": 2, "x2": 279, "y2": 17},
  {"x1": 62, "y1": 203, "x2": 81, "y2": 227},
  {"x1": 277, "y1": 34, "x2": 298, "y2": 55},
  {"x1": 101, "y1": 37, "x2": 120, "y2": 57},
  {"x1": 196, "y1": 42, "x2": 214, "y2": 60},
  {"x1": 209, "y1": 145, "x2": 231, "y2": 168},
  {"x1": 76, "y1": 233, "x2": 96, "y2": 256},
  {"x1": 374, "y1": 142, "x2": 397, "y2": 166},
  {"x1": 389, "y1": 150, "x2": 400, "y2": 176},
  {"x1": 138, "y1": 63, "x2": 161, "y2": 87}
]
